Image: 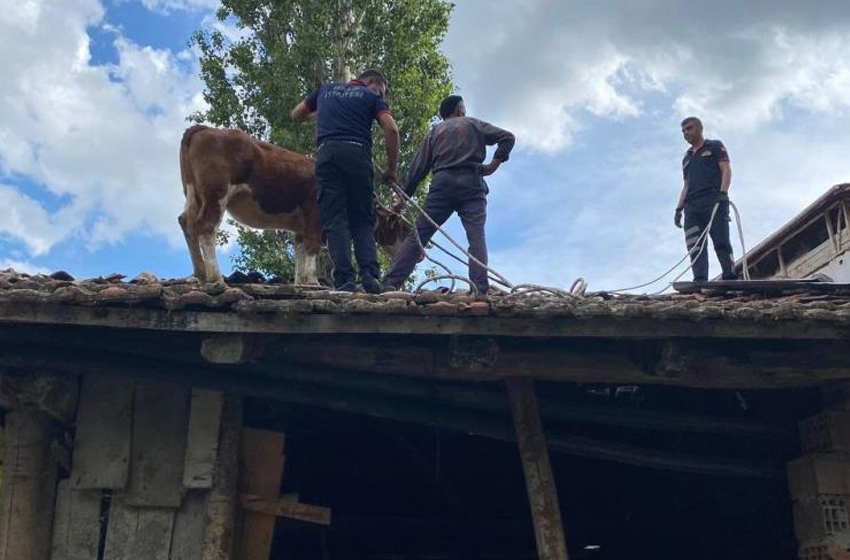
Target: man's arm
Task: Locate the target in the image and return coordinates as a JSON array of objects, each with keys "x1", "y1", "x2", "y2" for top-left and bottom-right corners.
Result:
[
  {"x1": 677, "y1": 181, "x2": 689, "y2": 210},
  {"x1": 401, "y1": 132, "x2": 434, "y2": 199},
  {"x1": 378, "y1": 112, "x2": 400, "y2": 185},
  {"x1": 476, "y1": 120, "x2": 515, "y2": 176},
  {"x1": 719, "y1": 160, "x2": 731, "y2": 194},
  {"x1": 291, "y1": 89, "x2": 320, "y2": 121},
  {"x1": 291, "y1": 99, "x2": 315, "y2": 121},
  {"x1": 675, "y1": 181, "x2": 688, "y2": 228}
]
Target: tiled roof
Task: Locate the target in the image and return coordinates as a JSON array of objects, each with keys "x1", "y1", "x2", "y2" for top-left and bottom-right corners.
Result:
[{"x1": 1, "y1": 269, "x2": 850, "y2": 326}]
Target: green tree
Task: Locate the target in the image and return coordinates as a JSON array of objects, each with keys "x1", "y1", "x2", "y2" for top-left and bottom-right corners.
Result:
[{"x1": 193, "y1": 0, "x2": 454, "y2": 281}]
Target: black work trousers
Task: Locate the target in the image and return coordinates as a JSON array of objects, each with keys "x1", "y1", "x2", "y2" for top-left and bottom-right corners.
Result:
[
  {"x1": 315, "y1": 141, "x2": 379, "y2": 288},
  {"x1": 684, "y1": 200, "x2": 737, "y2": 282},
  {"x1": 384, "y1": 168, "x2": 489, "y2": 293}
]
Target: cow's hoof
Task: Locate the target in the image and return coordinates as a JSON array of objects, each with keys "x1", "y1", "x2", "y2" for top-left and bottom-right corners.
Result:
[
  {"x1": 206, "y1": 279, "x2": 228, "y2": 294},
  {"x1": 294, "y1": 282, "x2": 326, "y2": 290}
]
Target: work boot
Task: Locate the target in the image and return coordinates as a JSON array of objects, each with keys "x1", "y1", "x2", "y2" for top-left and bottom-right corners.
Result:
[
  {"x1": 361, "y1": 275, "x2": 383, "y2": 294},
  {"x1": 335, "y1": 281, "x2": 362, "y2": 293}
]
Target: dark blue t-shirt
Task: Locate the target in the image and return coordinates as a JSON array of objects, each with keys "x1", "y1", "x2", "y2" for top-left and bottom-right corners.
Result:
[
  {"x1": 305, "y1": 80, "x2": 390, "y2": 148},
  {"x1": 682, "y1": 139, "x2": 729, "y2": 208}
]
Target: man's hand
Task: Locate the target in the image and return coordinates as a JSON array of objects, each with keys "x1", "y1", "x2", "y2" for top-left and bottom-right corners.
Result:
[
  {"x1": 480, "y1": 158, "x2": 502, "y2": 177},
  {"x1": 382, "y1": 168, "x2": 398, "y2": 186},
  {"x1": 717, "y1": 191, "x2": 729, "y2": 202},
  {"x1": 290, "y1": 99, "x2": 314, "y2": 122},
  {"x1": 391, "y1": 200, "x2": 406, "y2": 214},
  {"x1": 378, "y1": 112, "x2": 400, "y2": 185},
  {"x1": 674, "y1": 207, "x2": 683, "y2": 228}
]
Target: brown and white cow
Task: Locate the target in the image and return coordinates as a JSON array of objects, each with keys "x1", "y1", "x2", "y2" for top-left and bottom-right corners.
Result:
[{"x1": 178, "y1": 125, "x2": 408, "y2": 284}]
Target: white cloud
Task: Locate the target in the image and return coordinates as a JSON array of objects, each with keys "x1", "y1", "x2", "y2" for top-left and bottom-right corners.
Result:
[
  {"x1": 0, "y1": 0, "x2": 208, "y2": 256},
  {"x1": 424, "y1": 0, "x2": 850, "y2": 290},
  {"x1": 3, "y1": 0, "x2": 850, "y2": 290},
  {"x1": 471, "y1": 112, "x2": 850, "y2": 292},
  {"x1": 0, "y1": 185, "x2": 79, "y2": 255},
  {"x1": 445, "y1": 0, "x2": 850, "y2": 152},
  {"x1": 134, "y1": 0, "x2": 218, "y2": 14},
  {"x1": 0, "y1": 259, "x2": 50, "y2": 275}
]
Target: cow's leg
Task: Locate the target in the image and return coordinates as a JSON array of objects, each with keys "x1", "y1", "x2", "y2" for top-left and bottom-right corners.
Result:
[
  {"x1": 294, "y1": 235, "x2": 319, "y2": 285},
  {"x1": 297, "y1": 202, "x2": 324, "y2": 286},
  {"x1": 178, "y1": 211, "x2": 207, "y2": 281},
  {"x1": 293, "y1": 237, "x2": 307, "y2": 284},
  {"x1": 199, "y1": 232, "x2": 222, "y2": 282},
  {"x1": 194, "y1": 183, "x2": 228, "y2": 284}
]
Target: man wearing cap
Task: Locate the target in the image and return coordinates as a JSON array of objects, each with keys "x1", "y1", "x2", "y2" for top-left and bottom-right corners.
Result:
[
  {"x1": 675, "y1": 116, "x2": 737, "y2": 282},
  {"x1": 382, "y1": 95, "x2": 515, "y2": 293},
  {"x1": 291, "y1": 69, "x2": 400, "y2": 293}
]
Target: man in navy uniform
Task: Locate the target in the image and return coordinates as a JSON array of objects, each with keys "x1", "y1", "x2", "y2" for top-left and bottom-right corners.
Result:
[
  {"x1": 382, "y1": 95, "x2": 515, "y2": 294},
  {"x1": 291, "y1": 69, "x2": 400, "y2": 292},
  {"x1": 675, "y1": 116, "x2": 737, "y2": 282}
]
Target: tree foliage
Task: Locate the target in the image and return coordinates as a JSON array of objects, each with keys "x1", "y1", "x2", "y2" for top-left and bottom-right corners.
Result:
[{"x1": 192, "y1": 0, "x2": 455, "y2": 281}]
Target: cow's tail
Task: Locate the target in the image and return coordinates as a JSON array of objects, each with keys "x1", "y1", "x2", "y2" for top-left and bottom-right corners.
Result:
[{"x1": 179, "y1": 124, "x2": 207, "y2": 198}]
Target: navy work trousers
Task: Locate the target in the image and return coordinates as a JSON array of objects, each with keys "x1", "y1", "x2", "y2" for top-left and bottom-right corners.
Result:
[
  {"x1": 684, "y1": 200, "x2": 737, "y2": 282},
  {"x1": 384, "y1": 168, "x2": 489, "y2": 292},
  {"x1": 315, "y1": 141, "x2": 379, "y2": 288}
]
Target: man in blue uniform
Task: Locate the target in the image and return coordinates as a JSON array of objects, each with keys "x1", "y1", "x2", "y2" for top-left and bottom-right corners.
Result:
[
  {"x1": 291, "y1": 69, "x2": 400, "y2": 292},
  {"x1": 382, "y1": 95, "x2": 515, "y2": 293},
  {"x1": 675, "y1": 116, "x2": 737, "y2": 282}
]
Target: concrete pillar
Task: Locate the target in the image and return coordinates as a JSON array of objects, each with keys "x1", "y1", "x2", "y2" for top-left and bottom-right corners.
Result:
[{"x1": 788, "y1": 409, "x2": 850, "y2": 559}]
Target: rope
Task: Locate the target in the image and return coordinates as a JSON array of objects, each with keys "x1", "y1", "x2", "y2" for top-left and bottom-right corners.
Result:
[
  {"x1": 388, "y1": 180, "x2": 515, "y2": 289},
  {"x1": 416, "y1": 274, "x2": 478, "y2": 294},
  {"x1": 377, "y1": 200, "x2": 507, "y2": 291},
  {"x1": 374, "y1": 161, "x2": 748, "y2": 298},
  {"x1": 604, "y1": 203, "x2": 720, "y2": 294},
  {"x1": 374, "y1": 162, "x2": 520, "y2": 294},
  {"x1": 378, "y1": 170, "x2": 575, "y2": 298},
  {"x1": 730, "y1": 200, "x2": 751, "y2": 281},
  {"x1": 602, "y1": 198, "x2": 750, "y2": 295}
]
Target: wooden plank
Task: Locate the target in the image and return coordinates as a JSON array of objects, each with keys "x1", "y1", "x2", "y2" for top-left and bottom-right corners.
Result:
[
  {"x1": 263, "y1": 385, "x2": 785, "y2": 478},
  {"x1": 506, "y1": 378, "x2": 569, "y2": 560},
  {"x1": 169, "y1": 491, "x2": 205, "y2": 560},
  {"x1": 240, "y1": 429, "x2": 286, "y2": 498},
  {"x1": 201, "y1": 395, "x2": 242, "y2": 560},
  {"x1": 71, "y1": 375, "x2": 133, "y2": 489},
  {"x1": 0, "y1": 411, "x2": 59, "y2": 560},
  {"x1": 0, "y1": 328, "x2": 796, "y2": 436},
  {"x1": 126, "y1": 381, "x2": 190, "y2": 507},
  {"x1": 51, "y1": 480, "x2": 102, "y2": 560},
  {"x1": 102, "y1": 498, "x2": 174, "y2": 560},
  {"x1": 6, "y1": 335, "x2": 850, "y2": 391},
  {"x1": 250, "y1": 358, "x2": 792, "y2": 439},
  {"x1": 0, "y1": 365, "x2": 782, "y2": 477},
  {"x1": 240, "y1": 494, "x2": 331, "y2": 526},
  {"x1": 0, "y1": 300, "x2": 847, "y2": 341},
  {"x1": 237, "y1": 429, "x2": 285, "y2": 560},
  {"x1": 183, "y1": 389, "x2": 223, "y2": 489}
]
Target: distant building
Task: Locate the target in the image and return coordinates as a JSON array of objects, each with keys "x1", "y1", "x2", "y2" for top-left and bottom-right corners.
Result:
[{"x1": 736, "y1": 184, "x2": 850, "y2": 280}]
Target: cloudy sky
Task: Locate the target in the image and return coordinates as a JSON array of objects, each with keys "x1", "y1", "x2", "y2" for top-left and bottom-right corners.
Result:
[{"x1": 2, "y1": 0, "x2": 850, "y2": 290}]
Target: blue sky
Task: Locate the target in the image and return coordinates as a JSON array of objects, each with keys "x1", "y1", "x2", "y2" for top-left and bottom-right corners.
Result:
[{"x1": 2, "y1": 0, "x2": 850, "y2": 290}]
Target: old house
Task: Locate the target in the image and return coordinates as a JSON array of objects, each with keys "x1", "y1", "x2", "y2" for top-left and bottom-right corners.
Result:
[
  {"x1": 735, "y1": 183, "x2": 850, "y2": 281},
  {"x1": 0, "y1": 187, "x2": 849, "y2": 560}
]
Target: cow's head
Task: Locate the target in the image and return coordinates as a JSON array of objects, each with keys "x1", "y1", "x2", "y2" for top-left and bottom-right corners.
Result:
[{"x1": 374, "y1": 206, "x2": 412, "y2": 259}]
